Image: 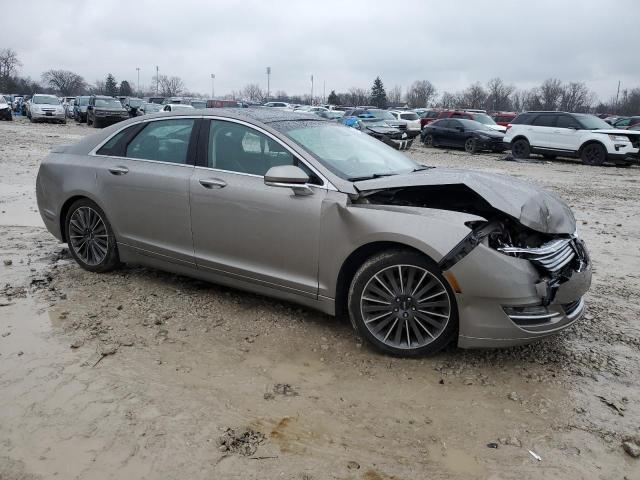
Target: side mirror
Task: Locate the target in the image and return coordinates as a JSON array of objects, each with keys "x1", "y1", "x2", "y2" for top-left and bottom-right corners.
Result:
[{"x1": 264, "y1": 165, "x2": 313, "y2": 196}]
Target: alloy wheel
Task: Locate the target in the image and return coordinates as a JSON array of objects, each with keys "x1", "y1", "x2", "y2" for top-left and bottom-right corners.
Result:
[
  {"x1": 68, "y1": 207, "x2": 109, "y2": 266},
  {"x1": 424, "y1": 134, "x2": 434, "y2": 147},
  {"x1": 360, "y1": 265, "x2": 451, "y2": 350},
  {"x1": 465, "y1": 138, "x2": 476, "y2": 153},
  {"x1": 583, "y1": 144, "x2": 604, "y2": 165}
]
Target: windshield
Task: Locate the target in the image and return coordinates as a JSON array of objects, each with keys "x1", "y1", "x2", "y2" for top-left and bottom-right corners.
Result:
[
  {"x1": 472, "y1": 113, "x2": 497, "y2": 125},
  {"x1": 277, "y1": 122, "x2": 417, "y2": 180},
  {"x1": 368, "y1": 109, "x2": 396, "y2": 120},
  {"x1": 95, "y1": 98, "x2": 122, "y2": 108},
  {"x1": 400, "y1": 112, "x2": 419, "y2": 120},
  {"x1": 77, "y1": 97, "x2": 89, "y2": 106},
  {"x1": 575, "y1": 114, "x2": 614, "y2": 130},
  {"x1": 128, "y1": 99, "x2": 143, "y2": 107},
  {"x1": 33, "y1": 96, "x2": 60, "y2": 105},
  {"x1": 190, "y1": 101, "x2": 206, "y2": 109}
]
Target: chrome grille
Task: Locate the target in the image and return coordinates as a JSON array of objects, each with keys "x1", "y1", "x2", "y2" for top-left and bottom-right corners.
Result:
[{"x1": 499, "y1": 238, "x2": 576, "y2": 273}]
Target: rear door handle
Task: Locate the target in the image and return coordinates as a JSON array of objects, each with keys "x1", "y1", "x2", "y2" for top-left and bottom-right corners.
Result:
[
  {"x1": 199, "y1": 178, "x2": 227, "y2": 189},
  {"x1": 108, "y1": 166, "x2": 129, "y2": 175}
]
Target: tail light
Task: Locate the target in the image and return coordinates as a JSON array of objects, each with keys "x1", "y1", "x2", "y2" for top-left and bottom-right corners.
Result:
[{"x1": 506, "y1": 123, "x2": 512, "y2": 131}]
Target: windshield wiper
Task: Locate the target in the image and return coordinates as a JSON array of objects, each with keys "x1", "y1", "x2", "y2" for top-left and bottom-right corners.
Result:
[
  {"x1": 412, "y1": 165, "x2": 434, "y2": 172},
  {"x1": 347, "y1": 172, "x2": 398, "y2": 182}
]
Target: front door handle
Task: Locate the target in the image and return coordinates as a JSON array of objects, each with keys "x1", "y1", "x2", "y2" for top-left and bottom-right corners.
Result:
[
  {"x1": 108, "y1": 166, "x2": 129, "y2": 175},
  {"x1": 199, "y1": 178, "x2": 227, "y2": 189}
]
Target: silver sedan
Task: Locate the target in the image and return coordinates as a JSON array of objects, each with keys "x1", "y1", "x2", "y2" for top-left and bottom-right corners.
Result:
[{"x1": 36, "y1": 109, "x2": 591, "y2": 356}]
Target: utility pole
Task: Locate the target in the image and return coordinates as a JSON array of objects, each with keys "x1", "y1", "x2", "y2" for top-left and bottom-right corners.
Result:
[
  {"x1": 136, "y1": 67, "x2": 140, "y2": 96},
  {"x1": 211, "y1": 73, "x2": 215, "y2": 99},
  {"x1": 615, "y1": 80, "x2": 621, "y2": 114},
  {"x1": 323, "y1": 80, "x2": 325, "y2": 104},
  {"x1": 266, "y1": 67, "x2": 271, "y2": 101},
  {"x1": 310, "y1": 75, "x2": 314, "y2": 105},
  {"x1": 155, "y1": 65, "x2": 159, "y2": 96}
]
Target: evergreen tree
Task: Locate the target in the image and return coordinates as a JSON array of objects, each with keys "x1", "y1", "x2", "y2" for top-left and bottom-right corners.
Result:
[
  {"x1": 119, "y1": 80, "x2": 133, "y2": 97},
  {"x1": 370, "y1": 76, "x2": 387, "y2": 108},
  {"x1": 105, "y1": 73, "x2": 118, "y2": 96},
  {"x1": 327, "y1": 89, "x2": 339, "y2": 105}
]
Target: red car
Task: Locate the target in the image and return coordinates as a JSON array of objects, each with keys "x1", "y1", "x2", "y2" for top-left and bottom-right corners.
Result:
[
  {"x1": 418, "y1": 109, "x2": 442, "y2": 128},
  {"x1": 435, "y1": 110, "x2": 473, "y2": 121},
  {"x1": 491, "y1": 111, "x2": 517, "y2": 127}
]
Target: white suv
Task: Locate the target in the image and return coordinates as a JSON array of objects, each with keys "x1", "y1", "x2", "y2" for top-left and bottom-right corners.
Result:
[
  {"x1": 388, "y1": 110, "x2": 421, "y2": 138},
  {"x1": 504, "y1": 111, "x2": 639, "y2": 166}
]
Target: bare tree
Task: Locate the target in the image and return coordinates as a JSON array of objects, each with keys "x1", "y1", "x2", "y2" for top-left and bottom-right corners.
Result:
[
  {"x1": 388, "y1": 85, "x2": 403, "y2": 104},
  {"x1": 241, "y1": 83, "x2": 265, "y2": 102},
  {"x1": 459, "y1": 82, "x2": 487, "y2": 109},
  {"x1": 346, "y1": 87, "x2": 370, "y2": 106},
  {"x1": 405, "y1": 80, "x2": 437, "y2": 108},
  {"x1": 153, "y1": 75, "x2": 184, "y2": 97},
  {"x1": 538, "y1": 78, "x2": 563, "y2": 110},
  {"x1": 0, "y1": 48, "x2": 21, "y2": 91},
  {"x1": 559, "y1": 81, "x2": 594, "y2": 113},
  {"x1": 41, "y1": 70, "x2": 87, "y2": 96},
  {"x1": 485, "y1": 77, "x2": 515, "y2": 112},
  {"x1": 437, "y1": 91, "x2": 457, "y2": 109}
]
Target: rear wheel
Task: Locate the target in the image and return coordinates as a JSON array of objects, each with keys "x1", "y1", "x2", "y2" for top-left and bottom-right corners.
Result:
[
  {"x1": 464, "y1": 137, "x2": 477, "y2": 154},
  {"x1": 65, "y1": 199, "x2": 120, "y2": 273},
  {"x1": 511, "y1": 138, "x2": 530, "y2": 159},
  {"x1": 348, "y1": 250, "x2": 458, "y2": 357},
  {"x1": 581, "y1": 143, "x2": 606, "y2": 166}
]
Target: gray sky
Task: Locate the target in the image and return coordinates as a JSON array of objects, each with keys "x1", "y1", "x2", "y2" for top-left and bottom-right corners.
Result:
[{"x1": 3, "y1": 0, "x2": 639, "y2": 100}]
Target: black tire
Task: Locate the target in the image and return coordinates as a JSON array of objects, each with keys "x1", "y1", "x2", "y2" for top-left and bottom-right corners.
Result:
[
  {"x1": 64, "y1": 198, "x2": 120, "y2": 273},
  {"x1": 581, "y1": 143, "x2": 606, "y2": 166},
  {"x1": 348, "y1": 250, "x2": 458, "y2": 357},
  {"x1": 511, "y1": 138, "x2": 530, "y2": 159},
  {"x1": 423, "y1": 134, "x2": 435, "y2": 147},
  {"x1": 542, "y1": 154, "x2": 556, "y2": 160},
  {"x1": 93, "y1": 117, "x2": 100, "y2": 128},
  {"x1": 464, "y1": 137, "x2": 477, "y2": 154}
]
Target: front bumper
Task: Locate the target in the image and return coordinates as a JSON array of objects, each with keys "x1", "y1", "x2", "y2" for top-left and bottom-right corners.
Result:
[
  {"x1": 31, "y1": 110, "x2": 66, "y2": 121},
  {"x1": 387, "y1": 137, "x2": 414, "y2": 150},
  {"x1": 447, "y1": 241, "x2": 591, "y2": 348},
  {"x1": 95, "y1": 113, "x2": 128, "y2": 124},
  {"x1": 606, "y1": 150, "x2": 638, "y2": 164}
]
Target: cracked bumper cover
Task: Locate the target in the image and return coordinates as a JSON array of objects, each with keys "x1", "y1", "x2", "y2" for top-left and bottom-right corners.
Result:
[{"x1": 446, "y1": 242, "x2": 592, "y2": 348}]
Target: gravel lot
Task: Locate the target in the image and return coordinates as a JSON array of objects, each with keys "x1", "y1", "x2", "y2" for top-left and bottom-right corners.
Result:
[{"x1": 1, "y1": 117, "x2": 639, "y2": 479}]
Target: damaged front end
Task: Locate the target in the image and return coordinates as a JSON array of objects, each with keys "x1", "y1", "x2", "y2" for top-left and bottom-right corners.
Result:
[{"x1": 353, "y1": 174, "x2": 591, "y2": 344}]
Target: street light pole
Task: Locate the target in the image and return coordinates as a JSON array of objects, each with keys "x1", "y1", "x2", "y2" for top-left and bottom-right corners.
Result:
[
  {"x1": 266, "y1": 67, "x2": 271, "y2": 101},
  {"x1": 211, "y1": 73, "x2": 215, "y2": 99},
  {"x1": 136, "y1": 67, "x2": 140, "y2": 96},
  {"x1": 310, "y1": 75, "x2": 314, "y2": 105},
  {"x1": 155, "y1": 65, "x2": 159, "y2": 96}
]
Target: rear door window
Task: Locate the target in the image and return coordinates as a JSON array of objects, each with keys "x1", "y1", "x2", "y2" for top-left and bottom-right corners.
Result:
[
  {"x1": 126, "y1": 119, "x2": 195, "y2": 164},
  {"x1": 532, "y1": 115, "x2": 557, "y2": 127},
  {"x1": 557, "y1": 115, "x2": 581, "y2": 129}
]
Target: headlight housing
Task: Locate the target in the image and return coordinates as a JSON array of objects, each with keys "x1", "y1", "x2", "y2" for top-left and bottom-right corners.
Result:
[{"x1": 608, "y1": 134, "x2": 629, "y2": 142}]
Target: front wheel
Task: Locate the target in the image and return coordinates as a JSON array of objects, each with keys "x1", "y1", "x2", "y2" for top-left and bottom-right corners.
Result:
[
  {"x1": 65, "y1": 199, "x2": 120, "y2": 273},
  {"x1": 511, "y1": 138, "x2": 530, "y2": 159},
  {"x1": 423, "y1": 134, "x2": 435, "y2": 147},
  {"x1": 464, "y1": 137, "x2": 477, "y2": 154},
  {"x1": 581, "y1": 143, "x2": 606, "y2": 166},
  {"x1": 348, "y1": 250, "x2": 458, "y2": 357}
]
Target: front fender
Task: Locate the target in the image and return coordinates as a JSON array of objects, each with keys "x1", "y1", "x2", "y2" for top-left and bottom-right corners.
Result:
[{"x1": 318, "y1": 192, "x2": 484, "y2": 299}]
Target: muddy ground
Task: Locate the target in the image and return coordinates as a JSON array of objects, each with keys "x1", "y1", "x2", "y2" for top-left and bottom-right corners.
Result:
[{"x1": 0, "y1": 117, "x2": 639, "y2": 480}]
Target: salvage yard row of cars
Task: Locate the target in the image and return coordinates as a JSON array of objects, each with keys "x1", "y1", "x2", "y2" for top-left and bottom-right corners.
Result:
[{"x1": 2, "y1": 92, "x2": 640, "y2": 164}]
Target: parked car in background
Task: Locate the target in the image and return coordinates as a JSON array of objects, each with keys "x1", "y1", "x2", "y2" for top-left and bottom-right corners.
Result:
[
  {"x1": 360, "y1": 109, "x2": 411, "y2": 135},
  {"x1": 317, "y1": 110, "x2": 344, "y2": 120},
  {"x1": 0, "y1": 95, "x2": 13, "y2": 120},
  {"x1": 122, "y1": 97, "x2": 145, "y2": 117},
  {"x1": 628, "y1": 124, "x2": 640, "y2": 131},
  {"x1": 136, "y1": 102, "x2": 161, "y2": 115},
  {"x1": 206, "y1": 99, "x2": 246, "y2": 108},
  {"x1": 62, "y1": 97, "x2": 75, "y2": 117},
  {"x1": 147, "y1": 97, "x2": 165, "y2": 104},
  {"x1": 87, "y1": 95, "x2": 129, "y2": 128},
  {"x1": 35, "y1": 108, "x2": 591, "y2": 355},
  {"x1": 491, "y1": 111, "x2": 517, "y2": 127},
  {"x1": 12, "y1": 96, "x2": 23, "y2": 112},
  {"x1": 161, "y1": 104, "x2": 195, "y2": 113},
  {"x1": 421, "y1": 118, "x2": 506, "y2": 153},
  {"x1": 389, "y1": 110, "x2": 421, "y2": 137},
  {"x1": 295, "y1": 105, "x2": 329, "y2": 114},
  {"x1": 417, "y1": 109, "x2": 441, "y2": 128},
  {"x1": 263, "y1": 101, "x2": 291, "y2": 109},
  {"x1": 188, "y1": 99, "x2": 207, "y2": 109},
  {"x1": 28, "y1": 94, "x2": 66, "y2": 123},
  {"x1": 464, "y1": 111, "x2": 506, "y2": 133},
  {"x1": 504, "y1": 111, "x2": 640, "y2": 166},
  {"x1": 73, "y1": 96, "x2": 90, "y2": 122},
  {"x1": 435, "y1": 110, "x2": 473, "y2": 121},
  {"x1": 341, "y1": 116, "x2": 412, "y2": 150},
  {"x1": 613, "y1": 116, "x2": 640, "y2": 129}
]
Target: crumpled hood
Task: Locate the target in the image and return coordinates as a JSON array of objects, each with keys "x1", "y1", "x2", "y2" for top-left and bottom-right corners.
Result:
[
  {"x1": 353, "y1": 168, "x2": 576, "y2": 234},
  {"x1": 367, "y1": 125, "x2": 401, "y2": 135}
]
